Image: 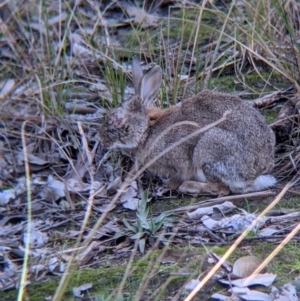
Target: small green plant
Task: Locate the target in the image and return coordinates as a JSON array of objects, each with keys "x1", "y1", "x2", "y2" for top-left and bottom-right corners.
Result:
[{"x1": 123, "y1": 190, "x2": 172, "y2": 253}]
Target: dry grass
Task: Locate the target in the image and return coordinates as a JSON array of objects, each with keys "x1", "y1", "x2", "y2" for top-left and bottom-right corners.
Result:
[{"x1": 0, "y1": 0, "x2": 300, "y2": 300}]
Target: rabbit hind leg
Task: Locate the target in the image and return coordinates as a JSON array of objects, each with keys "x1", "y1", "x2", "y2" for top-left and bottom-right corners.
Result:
[{"x1": 178, "y1": 180, "x2": 229, "y2": 196}]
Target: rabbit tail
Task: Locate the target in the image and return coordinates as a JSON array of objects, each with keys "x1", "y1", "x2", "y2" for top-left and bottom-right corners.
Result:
[{"x1": 228, "y1": 174, "x2": 276, "y2": 193}]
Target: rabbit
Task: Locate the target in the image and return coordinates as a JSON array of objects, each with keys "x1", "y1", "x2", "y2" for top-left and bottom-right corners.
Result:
[{"x1": 99, "y1": 57, "x2": 276, "y2": 195}]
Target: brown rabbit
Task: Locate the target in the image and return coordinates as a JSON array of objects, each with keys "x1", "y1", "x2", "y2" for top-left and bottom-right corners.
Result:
[{"x1": 99, "y1": 57, "x2": 276, "y2": 195}]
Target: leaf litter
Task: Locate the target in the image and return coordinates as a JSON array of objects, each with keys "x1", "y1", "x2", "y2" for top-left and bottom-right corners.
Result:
[{"x1": 0, "y1": 0, "x2": 300, "y2": 299}]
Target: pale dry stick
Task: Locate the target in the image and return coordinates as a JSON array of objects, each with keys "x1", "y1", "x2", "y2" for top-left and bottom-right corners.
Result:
[
  {"x1": 18, "y1": 122, "x2": 32, "y2": 301},
  {"x1": 52, "y1": 122, "x2": 98, "y2": 301},
  {"x1": 172, "y1": 190, "x2": 275, "y2": 213},
  {"x1": 183, "y1": 181, "x2": 293, "y2": 301},
  {"x1": 289, "y1": 153, "x2": 298, "y2": 172},
  {"x1": 82, "y1": 112, "x2": 231, "y2": 249},
  {"x1": 252, "y1": 89, "x2": 289, "y2": 108}
]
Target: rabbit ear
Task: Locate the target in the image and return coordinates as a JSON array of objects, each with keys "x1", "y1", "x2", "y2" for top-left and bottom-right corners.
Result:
[
  {"x1": 131, "y1": 56, "x2": 143, "y2": 94},
  {"x1": 140, "y1": 65, "x2": 162, "y2": 108}
]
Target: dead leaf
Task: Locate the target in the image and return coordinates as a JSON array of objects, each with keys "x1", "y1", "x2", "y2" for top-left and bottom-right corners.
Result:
[
  {"x1": 230, "y1": 287, "x2": 273, "y2": 301},
  {"x1": 107, "y1": 176, "x2": 122, "y2": 191},
  {"x1": 47, "y1": 176, "x2": 65, "y2": 198},
  {"x1": 220, "y1": 273, "x2": 277, "y2": 287},
  {"x1": 232, "y1": 256, "x2": 267, "y2": 278},
  {"x1": 23, "y1": 224, "x2": 48, "y2": 248},
  {"x1": 201, "y1": 211, "x2": 266, "y2": 233},
  {"x1": 75, "y1": 241, "x2": 101, "y2": 265},
  {"x1": 185, "y1": 279, "x2": 200, "y2": 291},
  {"x1": 0, "y1": 79, "x2": 15, "y2": 99},
  {"x1": 258, "y1": 226, "x2": 281, "y2": 237},
  {"x1": 59, "y1": 200, "x2": 72, "y2": 211},
  {"x1": 271, "y1": 283, "x2": 298, "y2": 301},
  {"x1": 187, "y1": 201, "x2": 236, "y2": 219},
  {"x1": 211, "y1": 292, "x2": 240, "y2": 300},
  {"x1": 120, "y1": 186, "x2": 137, "y2": 203},
  {"x1": 0, "y1": 189, "x2": 15, "y2": 206},
  {"x1": 72, "y1": 283, "x2": 92, "y2": 298},
  {"x1": 93, "y1": 220, "x2": 121, "y2": 239},
  {"x1": 119, "y1": 181, "x2": 139, "y2": 210},
  {"x1": 48, "y1": 256, "x2": 64, "y2": 274},
  {"x1": 121, "y1": 197, "x2": 139, "y2": 210}
]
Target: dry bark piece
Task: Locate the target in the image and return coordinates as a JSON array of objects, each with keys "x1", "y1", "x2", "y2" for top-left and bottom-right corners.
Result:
[
  {"x1": 253, "y1": 90, "x2": 283, "y2": 107},
  {"x1": 271, "y1": 97, "x2": 299, "y2": 143}
]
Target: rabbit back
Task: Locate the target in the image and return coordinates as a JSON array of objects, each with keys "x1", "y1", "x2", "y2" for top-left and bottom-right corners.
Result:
[{"x1": 138, "y1": 90, "x2": 275, "y2": 193}]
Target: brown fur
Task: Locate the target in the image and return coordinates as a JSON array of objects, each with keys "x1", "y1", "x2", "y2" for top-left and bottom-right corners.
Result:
[{"x1": 99, "y1": 58, "x2": 276, "y2": 195}]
